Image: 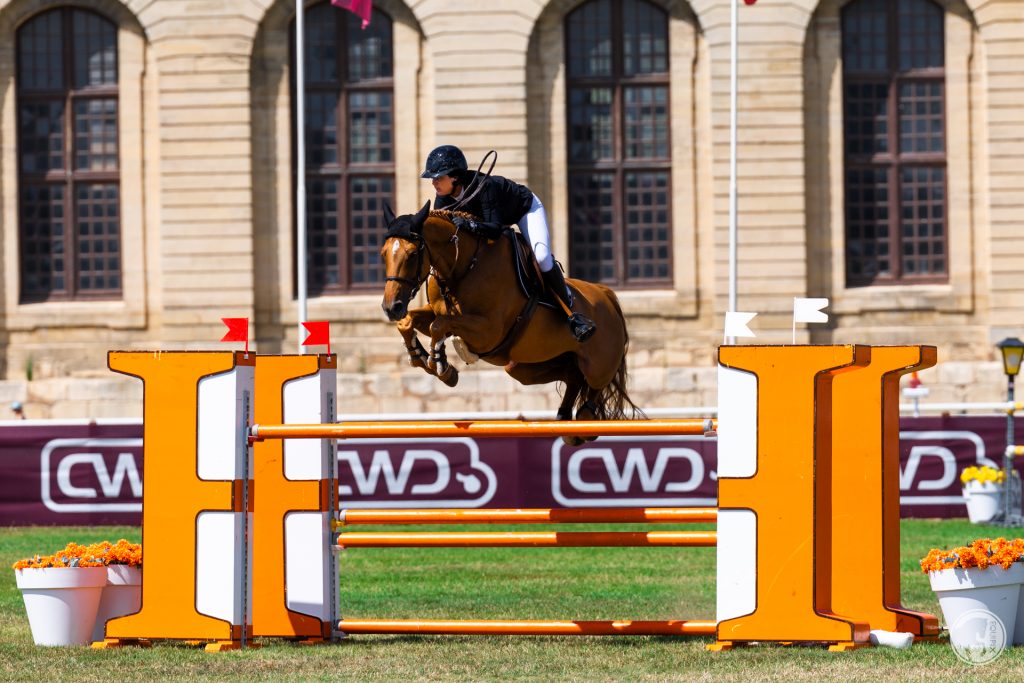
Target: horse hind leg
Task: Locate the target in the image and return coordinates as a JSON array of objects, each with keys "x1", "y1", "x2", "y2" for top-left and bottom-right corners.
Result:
[
  {"x1": 557, "y1": 373, "x2": 584, "y2": 421},
  {"x1": 569, "y1": 386, "x2": 602, "y2": 444}
]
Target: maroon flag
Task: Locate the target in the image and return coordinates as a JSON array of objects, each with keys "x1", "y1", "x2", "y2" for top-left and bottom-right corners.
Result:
[
  {"x1": 744, "y1": 0, "x2": 757, "y2": 4},
  {"x1": 331, "y1": 0, "x2": 372, "y2": 29},
  {"x1": 302, "y1": 321, "x2": 332, "y2": 356},
  {"x1": 221, "y1": 317, "x2": 249, "y2": 353}
]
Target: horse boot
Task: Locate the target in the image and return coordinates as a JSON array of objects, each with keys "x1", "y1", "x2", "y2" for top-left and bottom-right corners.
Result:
[{"x1": 541, "y1": 267, "x2": 597, "y2": 342}]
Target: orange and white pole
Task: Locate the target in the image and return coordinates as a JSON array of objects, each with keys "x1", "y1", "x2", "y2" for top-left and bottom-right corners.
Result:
[
  {"x1": 335, "y1": 507, "x2": 718, "y2": 527},
  {"x1": 338, "y1": 619, "x2": 717, "y2": 636},
  {"x1": 251, "y1": 418, "x2": 716, "y2": 441},
  {"x1": 335, "y1": 530, "x2": 717, "y2": 548}
]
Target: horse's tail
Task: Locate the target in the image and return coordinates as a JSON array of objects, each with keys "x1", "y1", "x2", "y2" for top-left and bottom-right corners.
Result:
[{"x1": 578, "y1": 289, "x2": 646, "y2": 420}]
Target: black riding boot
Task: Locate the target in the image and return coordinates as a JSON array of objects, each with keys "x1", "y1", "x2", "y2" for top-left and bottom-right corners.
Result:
[{"x1": 542, "y1": 267, "x2": 597, "y2": 342}]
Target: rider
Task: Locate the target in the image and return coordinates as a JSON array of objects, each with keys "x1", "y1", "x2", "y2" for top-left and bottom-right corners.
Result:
[{"x1": 420, "y1": 144, "x2": 597, "y2": 342}]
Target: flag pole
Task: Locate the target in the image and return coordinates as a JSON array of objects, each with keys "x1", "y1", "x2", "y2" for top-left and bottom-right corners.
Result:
[
  {"x1": 726, "y1": 0, "x2": 739, "y2": 344},
  {"x1": 295, "y1": 0, "x2": 308, "y2": 354}
]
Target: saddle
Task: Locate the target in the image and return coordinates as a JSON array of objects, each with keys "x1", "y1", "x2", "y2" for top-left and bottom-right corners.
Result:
[
  {"x1": 506, "y1": 230, "x2": 561, "y2": 311},
  {"x1": 468, "y1": 228, "x2": 561, "y2": 359}
]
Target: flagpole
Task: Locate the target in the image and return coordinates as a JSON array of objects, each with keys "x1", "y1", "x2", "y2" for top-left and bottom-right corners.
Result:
[
  {"x1": 296, "y1": 0, "x2": 308, "y2": 354},
  {"x1": 726, "y1": 0, "x2": 739, "y2": 344}
]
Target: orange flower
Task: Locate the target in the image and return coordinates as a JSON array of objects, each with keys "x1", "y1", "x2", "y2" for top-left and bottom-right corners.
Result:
[
  {"x1": 11, "y1": 539, "x2": 141, "y2": 570},
  {"x1": 920, "y1": 537, "x2": 1024, "y2": 573}
]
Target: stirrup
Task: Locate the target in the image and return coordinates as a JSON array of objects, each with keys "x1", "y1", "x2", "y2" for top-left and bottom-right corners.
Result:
[{"x1": 568, "y1": 313, "x2": 597, "y2": 342}]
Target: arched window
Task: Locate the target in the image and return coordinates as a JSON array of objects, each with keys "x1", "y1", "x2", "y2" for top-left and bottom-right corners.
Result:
[
  {"x1": 842, "y1": 0, "x2": 946, "y2": 286},
  {"x1": 565, "y1": 0, "x2": 671, "y2": 287},
  {"x1": 292, "y1": 3, "x2": 394, "y2": 295},
  {"x1": 16, "y1": 8, "x2": 121, "y2": 302}
]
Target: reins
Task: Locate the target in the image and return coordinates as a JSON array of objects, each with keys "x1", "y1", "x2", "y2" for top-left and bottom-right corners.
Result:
[{"x1": 446, "y1": 150, "x2": 497, "y2": 213}]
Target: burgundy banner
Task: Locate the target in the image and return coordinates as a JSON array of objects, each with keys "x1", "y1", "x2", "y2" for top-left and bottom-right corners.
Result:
[
  {"x1": 0, "y1": 421, "x2": 143, "y2": 526},
  {"x1": 1, "y1": 417, "x2": 1021, "y2": 525}
]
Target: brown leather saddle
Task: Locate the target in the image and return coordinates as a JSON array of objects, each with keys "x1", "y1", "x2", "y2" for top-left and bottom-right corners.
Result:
[
  {"x1": 507, "y1": 229, "x2": 560, "y2": 311},
  {"x1": 472, "y1": 229, "x2": 560, "y2": 358}
]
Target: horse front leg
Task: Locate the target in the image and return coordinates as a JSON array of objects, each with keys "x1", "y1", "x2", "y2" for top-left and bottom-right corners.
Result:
[
  {"x1": 427, "y1": 316, "x2": 459, "y2": 387},
  {"x1": 397, "y1": 307, "x2": 435, "y2": 375}
]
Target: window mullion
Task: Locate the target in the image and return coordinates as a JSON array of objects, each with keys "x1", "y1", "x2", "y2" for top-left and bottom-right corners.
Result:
[
  {"x1": 65, "y1": 9, "x2": 76, "y2": 299},
  {"x1": 336, "y1": 17, "x2": 349, "y2": 292},
  {"x1": 888, "y1": 73, "x2": 900, "y2": 283},
  {"x1": 612, "y1": 0, "x2": 626, "y2": 285}
]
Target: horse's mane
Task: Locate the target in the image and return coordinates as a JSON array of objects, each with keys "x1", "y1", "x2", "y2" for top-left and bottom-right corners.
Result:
[{"x1": 429, "y1": 209, "x2": 481, "y2": 223}]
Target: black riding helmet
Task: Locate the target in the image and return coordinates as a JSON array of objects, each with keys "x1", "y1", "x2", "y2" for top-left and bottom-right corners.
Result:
[{"x1": 421, "y1": 144, "x2": 468, "y2": 179}]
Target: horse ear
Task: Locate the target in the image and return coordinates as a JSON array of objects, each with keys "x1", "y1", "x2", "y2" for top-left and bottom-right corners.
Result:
[
  {"x1": 414, "y1": 200, "x2": 431, "y2": 225},
  {"x1": 383, "y1": 202, "x2": 396, "y2": 226}
]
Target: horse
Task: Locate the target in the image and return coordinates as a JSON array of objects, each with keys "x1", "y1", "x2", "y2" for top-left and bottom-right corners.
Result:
[{"x1": 380, "y1": 200, "x2": 641, "y2": 443}]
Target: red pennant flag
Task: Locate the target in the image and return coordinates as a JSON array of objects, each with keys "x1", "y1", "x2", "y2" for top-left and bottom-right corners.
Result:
[
  {"x1": 221, "y1": 318, "x2": 249, "y2": 353},
  {"x1": 743, "y1": 0, "x2": 757, "y2": 4},
  {"x1": 331, "y1": 0, "x2": 372, "y2": 29},
  {"x1": 302, "y1": 321, "x2": 331, "y2": 356}
]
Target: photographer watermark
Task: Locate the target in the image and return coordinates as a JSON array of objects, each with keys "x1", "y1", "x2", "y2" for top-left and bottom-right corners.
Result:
[{"x1": 950, "y1": 608, "x2": 1008, "y2": 666}]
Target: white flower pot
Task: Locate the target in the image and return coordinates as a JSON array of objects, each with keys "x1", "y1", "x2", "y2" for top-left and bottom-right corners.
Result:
[
  {"x1": 91, "y1": 565, "x2": 142, "y2": 643},
  {"x1": 15, "y1": 567, "x2": 108, "y2": 646},
  {"x1": 929, "y1": 564, "x2": 1024, "y2": 651},
  {"x1": 1015, "y1": 563, "x2": 1024, "y2": 646},
  {"x1": 962, "y1": 481, "x2": 1004, "y2": 523}
]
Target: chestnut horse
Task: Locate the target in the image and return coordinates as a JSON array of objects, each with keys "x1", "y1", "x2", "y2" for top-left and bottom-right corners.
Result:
[{"x1": 380, "y1": 201, "x2": 640, "y2": 441}]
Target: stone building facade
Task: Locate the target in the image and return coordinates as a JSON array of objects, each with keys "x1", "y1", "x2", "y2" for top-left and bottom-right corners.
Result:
[{"x1": 0, "y1": 0, "x2": 1020, "y2": 418}]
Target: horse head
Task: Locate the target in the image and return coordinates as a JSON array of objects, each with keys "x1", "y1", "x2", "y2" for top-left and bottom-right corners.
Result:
[{"x1": 380, "y1": 200, "x2": 432, "y2": 321}]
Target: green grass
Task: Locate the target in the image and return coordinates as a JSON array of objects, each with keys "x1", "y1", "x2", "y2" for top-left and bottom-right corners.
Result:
[{"x1": 1, "y1": 520, "x2": 1023, "y2": 681}]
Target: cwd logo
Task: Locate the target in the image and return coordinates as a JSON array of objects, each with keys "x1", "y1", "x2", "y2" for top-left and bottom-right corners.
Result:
[
  {"x1": 40, "y1": 438, "x2": 144, "y2": 513},
  {"x1": 336, "y1": 438, "x2": 497, "y2": 508},
  {"x1": 552, "y1": 436, "x2": 717, "y2": 507},
  {"x1": 899, "y1": 430, "x2": 996, "y2": 506}
]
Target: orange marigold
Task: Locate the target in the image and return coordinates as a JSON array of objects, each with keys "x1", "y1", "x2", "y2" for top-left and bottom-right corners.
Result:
[
  {"x1": 920, "y1": 537, "x2": 1024, "y2": 573},
  {"x1": 11, "y1": 539, "x2": 141, "y2": 570}
]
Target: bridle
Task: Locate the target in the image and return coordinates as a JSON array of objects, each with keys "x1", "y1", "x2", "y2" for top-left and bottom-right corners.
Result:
[
  {"x1": 384, "y1": 211, "x2": 485, "y2": 306},
  {"x1": 384, "y1": 230, "x2": 432, "y2": 300}
]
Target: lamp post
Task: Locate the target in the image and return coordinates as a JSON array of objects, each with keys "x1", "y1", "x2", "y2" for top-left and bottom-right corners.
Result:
[{"x1": 997, "y1": 337, "x2": 1024, "y2": 525}]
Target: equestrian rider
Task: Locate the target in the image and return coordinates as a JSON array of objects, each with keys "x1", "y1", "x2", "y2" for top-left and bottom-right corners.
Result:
[{"x1": 420, "y1": 144, "x2": 597, "y2": 342}]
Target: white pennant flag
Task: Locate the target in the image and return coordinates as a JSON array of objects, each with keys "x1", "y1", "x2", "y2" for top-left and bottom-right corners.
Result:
[
  {"x1": 792, "y1": 297, "x2": 829, "y2": 343},
  {"x1": 793, "y1": 297, "x2": 829, "y2": 324},
  {"x1": 724, "y1": 311, "x2": 758, "y2": 342}
]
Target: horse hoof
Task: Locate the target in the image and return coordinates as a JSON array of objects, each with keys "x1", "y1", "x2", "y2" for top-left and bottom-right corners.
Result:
[
  {"x1": 439, "y1": 367, "x2": 459, "y2": 387},
  {"x1": 562, "y1": 435, "x2": 585, "y2": 447}
]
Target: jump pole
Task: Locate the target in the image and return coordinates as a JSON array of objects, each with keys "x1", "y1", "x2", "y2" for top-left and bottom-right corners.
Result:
[
  {"x1": 336, "y1": 530, "x2": 717, "y2": 548},
  {"x1": 338, "y1": 619, "x2": 717, "y2": 636},
  {"x1": 335, "y1": 507, "x2": 718, "y2": 526},
  {"x1": 250, "y1": 418, "x2": 716, "y2": 441}
]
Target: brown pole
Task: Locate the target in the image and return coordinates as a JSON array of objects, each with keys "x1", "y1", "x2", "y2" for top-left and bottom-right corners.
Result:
[
  {"x1": 338, "y1": 618, "x2": 717, "y2": 636},
  {"x1": 251, "y1": 418, "x2": 716, "y2": 441},
  {"x1": 336, "y1": 507, "x2": 718, "y2": 526},
  {"x1": 335, "y1": 531, "x2": 717, "y2": 548}
]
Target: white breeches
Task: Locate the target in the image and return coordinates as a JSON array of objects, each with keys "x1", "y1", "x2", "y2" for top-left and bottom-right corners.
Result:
[{"x1": 517, "y1": 194, "x2": 554, "y2": 272}]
